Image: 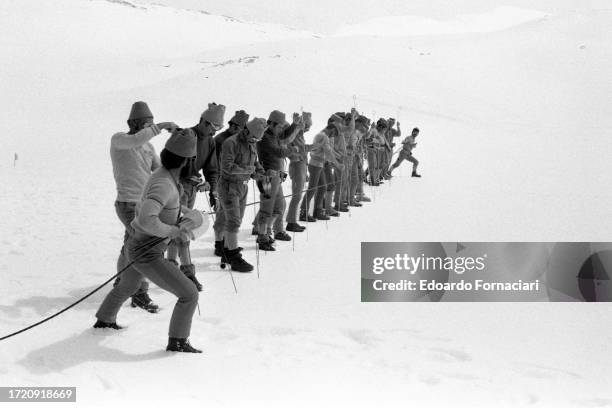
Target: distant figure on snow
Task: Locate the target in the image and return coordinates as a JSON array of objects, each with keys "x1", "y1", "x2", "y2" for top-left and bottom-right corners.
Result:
[{"x1": 389, "y1": 127, "x2": 421, "y2": 178}]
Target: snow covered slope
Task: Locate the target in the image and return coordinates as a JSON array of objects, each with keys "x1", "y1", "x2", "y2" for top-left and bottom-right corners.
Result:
[{"x1": 1, "y1": 0, "x2": 612, "y2": 407}]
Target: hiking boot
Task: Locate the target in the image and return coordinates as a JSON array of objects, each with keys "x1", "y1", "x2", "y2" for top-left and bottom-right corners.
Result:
[
  {"x1": 180, "y1": 264, "x2": 203, "y2": 292},
  {"x1": 227, "y1": 248, "x2": 253, "y2": 273},
  {"x1": 315, "y1": 209, "x2": 330, "y2": 221},
  {"x1": 286, "y1": 222, "x2": 306, "y2": 232},
  {"x1": 214, "y1": 240, "x2": 224, "y2": 257},
  {"x1": 274, "y1": 231, "x2": 292, "y2": 241},
  {"x1": 334, "y1": 205, "x2": 349, "y2": 212},
  {"x1": 166, "y1": 337, "x2": 202, "y2": 353},
  {"x1": 349, "y1": 201, "x2": 363, "y2": 207},
  {"x1": 299, "y1": 213, "x2": 316, "y2": 222},
  {"x1": 93, "y1": 320, "x2": 123, "y2": 330},
  {"x1": 257, "y1": 234, "x2": 275, "y2": 251},
  {"x1": 412, "y1": 172, "x2": 422, "y2": 178},
  {"x1": 358, "y1": 194, "x2": 371, "y2": 202},
  {"x1": 327, "y1": 208, "x2": 340, "y2": 217},
  {"x1": 131, "y1": 292, "x2": 159, "y2": 313}
]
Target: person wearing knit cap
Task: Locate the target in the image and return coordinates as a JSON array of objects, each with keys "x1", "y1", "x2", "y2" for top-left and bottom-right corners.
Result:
[
  {"x1": 96, "y1": 128, "x2": 206, "y2": 353},
  {"x1": 338, "y1": 109, "x2": 359, "y2": 210},
  {"x1": 364, "y1": 119, "x2": 388, "y2": 186},
  {"x1": 352, "y1": 117, "x2": 371, "y2": 203},
  {"x1": 214, "y1": 110, "x2": 250, "y2": 161},
  {"x1": 167, "y1": 102, "x2": 225, "y2": 291},
  {"x1": 329, "y1": 111, "x2": 355, "y2": 213},
  {"x1": 212, "y1": 109, "x2": 250, "y2": 257},
  {"x1": 254, "y1": 110, "x2": 302, "y2": 250},
  {"x1": 300, "y1": 122, "x2": 343, "y2": 222},
  {"x1": 109, "y1": 101, "x2": 178, "y2": 314},
  {"x1": 213, "y1": 118, "x2": 267, "y2": 271},
  {"x1": 381, "y1": 117, "x2": 401, "y2": 179},
  {"x1": 285, "y1": 111, "x2": 312, "y2": 232}
]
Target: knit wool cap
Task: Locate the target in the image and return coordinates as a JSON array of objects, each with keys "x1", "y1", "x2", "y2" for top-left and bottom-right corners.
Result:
[
  {"x1": 229, "y1": 110, "x2": 250, "y2": 127},
  {"x1": 165, "y1": 128, "x2": 197, "y2": 158},
  {"x1": 328, "y1": 113, "x2": 343, "y2": 125},
  {"x1": 201, "y1": 103, "x2": 226, "y2": 127},
  {"x1": 302, "y1": 112, "x2": 312, "y2": 127},
  {"x1": 246, "y1": 118, "x2": 267, "y2": 139},
  {"x1": 268, "y1": 110, "x2": 286, "y2": 124},
  {"x1": 128, "y1": 101, "x2": 153, "y2": 121}
]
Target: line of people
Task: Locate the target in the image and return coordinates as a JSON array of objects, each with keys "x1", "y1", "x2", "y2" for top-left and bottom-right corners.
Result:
[{"x1": 94, "y1": 101, "x2": 422, "y2": 353}]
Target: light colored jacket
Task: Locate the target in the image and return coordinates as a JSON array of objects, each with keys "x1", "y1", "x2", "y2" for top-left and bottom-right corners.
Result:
[
  {"x1": 132, "y1": 167, "x2": 181, "y2": 238},
  {"x1": 110, "y1": 125, "x2": 161, "y2": 203}
]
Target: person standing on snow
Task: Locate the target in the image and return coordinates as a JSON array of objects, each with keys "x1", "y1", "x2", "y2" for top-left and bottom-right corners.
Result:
[
  {"x1": 350, "y1": 115, "x2": 371, "y2": 204},
  {"x1": 167, "y1": 103, "x2": 225, "y2": 291},
  {"x1": 389, "y1": 127, "x2": 421, "y2": 177},
  {"x1": 300, "y1": 122, "x2": 343, "y2": 221},
  {"x1": 285, "y1": 111, "x2": 312, "y2": 233},
  {"x1": 212, "y1": 110, "x2": 249, "y2": 258},
  {"x1": 254, "y1": 110, "x2": 302, "y2": 250},
  {"x1": 382, "y1": 117, "x2": 401, "y2": 179},
  {"x1": 95, "y1": 128, "x2": 206, "y2": 353},
  {"x1": 213, "y1": 118, "x2": 267, "y2": 272},
  {"x1": 214, "y1": 110, "x2": 250, "y2": 162},
  {"x1": 110, "y1": 101, "x2": 178, "y2": 313},
  {"x1": 340, "y1": 109, "x2": 359, "y2": 207},
  {"x1": 364, "y1": 119, "x2": 387, "y2": 186}
]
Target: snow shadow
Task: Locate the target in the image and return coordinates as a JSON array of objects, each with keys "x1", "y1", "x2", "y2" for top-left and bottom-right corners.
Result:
[
  {"x1": 0, "y1": 285, "x2": 107, "y2": 318},
  {"x1": 18, "y1": 329, "x2": 171, "y2": 374}
]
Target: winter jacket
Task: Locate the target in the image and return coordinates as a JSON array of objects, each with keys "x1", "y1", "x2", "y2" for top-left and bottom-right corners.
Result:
[
  {"x1": 220, "y1": 133, "x2": 263, "y2": 183},
  {"x1": 308, "y1": 130, "x2": 340, "y2": 168},
  {"x1": 257, "y1": 126, "x2": 297, "y2": 171},
  {"x1": 214, "y1": 129, "x2": 236, "y2": 163},
  {"x1": 132, "y1": 167, "x2": 180, "y2": 238},
  {"x1": 288, "y1": 128, "x2": 307, "y2": 163},
  {"x1": 365, "y1": 128, "x2": 387, "y2": 150},
  {"x1": 110, "y1": 125, "x2": 161, "y2": 203},
  {"x1": 385, "y1": 127, "x2": 401, "y2": 145},
  {"x1": 179, "y1": 125, "x2": 219, "y2": 190}
]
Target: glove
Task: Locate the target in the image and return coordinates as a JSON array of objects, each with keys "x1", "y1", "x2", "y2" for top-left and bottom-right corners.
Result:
[
  {"x1": 209, "y1": 191, "x2": 218, "y2": 210},
  {"x1": 197, "y1": 181, "x2": 211, "y2": 192},
  {"x1": 257, "y1": 177, "x2": 271, "y2": 199}
]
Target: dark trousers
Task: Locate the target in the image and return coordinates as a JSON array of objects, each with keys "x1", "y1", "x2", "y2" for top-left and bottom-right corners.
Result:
[{"x1": 301, "y1": 164, "x2": 324, "y2": 215}]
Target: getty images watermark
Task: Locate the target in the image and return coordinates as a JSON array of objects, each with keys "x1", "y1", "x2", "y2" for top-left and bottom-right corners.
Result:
[{"x1": 361, "y1": 242, "x2": 612, "y2": 302}]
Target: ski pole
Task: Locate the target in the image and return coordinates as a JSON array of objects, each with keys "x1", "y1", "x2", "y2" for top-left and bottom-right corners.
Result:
[{"x1": 205, "y1": 193, "x2": 237, "y2": 294}]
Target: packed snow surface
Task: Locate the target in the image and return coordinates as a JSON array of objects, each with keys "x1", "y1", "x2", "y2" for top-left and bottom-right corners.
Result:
[{"x1": 1, "y1": 0, "x2": 612, "y2": 407}]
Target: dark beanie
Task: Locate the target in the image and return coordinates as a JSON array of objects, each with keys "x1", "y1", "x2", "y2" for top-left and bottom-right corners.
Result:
[
  {"x1": 128, "y1": 101, "x2": 153, "y2": 121},
  {"x1": 268, "y1": 110, "x2": 286, "y2": 124},
  {"x1": 229, "y1": 110, "x2": 250, "y2": 127}
]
